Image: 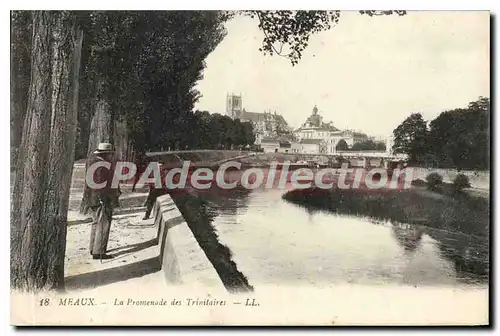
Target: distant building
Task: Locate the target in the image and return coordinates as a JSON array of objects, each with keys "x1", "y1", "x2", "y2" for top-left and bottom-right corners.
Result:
[
  {"x1": 226, "y1": 94, "x2": 292, "y2": 145},
  {"x1": 341, "y1": 130, "x2": 370, "y2": 147},
  {"x1": 260, "y1": 137, "x2": 280, "y2": 153},
  {"x1": 225, "y1": 97, "x2": 384, "y2": 155},
  {"x1": 386, "y1": 135, "x2": 395, "y2": 155},
  {"x1": 260, "y1": 137, "x2": 299, "y2": 153},
  {"x1": 226, "y1": 93, "x2": 243, "y2": 119},
  {"x1": 293, "y1": 106, "x2": 369, "y2": 154},
  {"x1": 298, "y1": 138, "x2": 326, "y2": 154}
]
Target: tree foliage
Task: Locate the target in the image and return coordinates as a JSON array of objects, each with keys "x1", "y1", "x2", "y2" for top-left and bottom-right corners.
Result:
[
  {"x1": 72, "y1": 11, "x2": 229, "y2": 157},
  {"x1": 350, "y1": 140, "x2": 386, "y2": 151},
  {"x1": 428, "y1": 97, "x2": 490, "y2": 170},
  {"x1": 392, "y1": 113, "x2": 428, "y2": 163},
  {"x1": 247, "y1": 10, "x2": 406, "y2": 65},
  {"x1": 453, "y1": 174, "x2": 471, "y2": 192},
  {"x1": 168, "y1": 111, "x2": 255, "y2": 150},
  {"x1": 426, "y1": 172, "x2": 443, "y2": 191},
  {"x1": 392, "y1": 97, "x2": 490, "y2": 169},
  {"x1": 336, "y1": 139, "x2": 349, "y2": 151},
  {"x1": 13, "y1": 10, "x2": 411, "y2": 161}
]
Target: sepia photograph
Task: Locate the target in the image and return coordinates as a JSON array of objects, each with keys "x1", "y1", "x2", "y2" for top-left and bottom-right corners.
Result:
[{"x1": 9, "y1": 8, "x2": 490, "y2": 326}]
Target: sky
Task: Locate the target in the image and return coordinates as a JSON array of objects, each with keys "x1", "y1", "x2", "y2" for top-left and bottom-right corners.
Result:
[{"x1": 194, "y1": 11, "x2": 490, "y2": 138}]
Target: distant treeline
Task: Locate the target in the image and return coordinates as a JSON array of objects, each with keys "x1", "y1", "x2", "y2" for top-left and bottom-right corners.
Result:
[
  {"x1": 167, "y1": 110, "x2": 256, "y2": 151},
  {"x1": 334, "y1": 139, "x2": 386, "y2": 152},
  {"x1": 392, "y1": 97, "x2": 490, "y2": 170}
]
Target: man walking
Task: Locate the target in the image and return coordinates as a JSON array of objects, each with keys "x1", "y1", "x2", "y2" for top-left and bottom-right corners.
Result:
[
  {"x1": 132, "y1": 153, "x2": 150, "y2": 192},
  {"x1": 142, "y1": 161, "x2": 167, "y2": 220},
  {"x1": 85, "y1": 142, "x2": 117, "y2": 260}
]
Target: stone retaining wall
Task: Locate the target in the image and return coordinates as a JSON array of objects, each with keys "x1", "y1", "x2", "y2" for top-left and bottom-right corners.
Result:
[{"x1": 152, "y1": 194, "x2": 224, "y2": 288}]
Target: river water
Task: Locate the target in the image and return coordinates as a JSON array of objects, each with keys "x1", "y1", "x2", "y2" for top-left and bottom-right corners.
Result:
[{"x1": 197, "y1": 175, "x2": 489, "y2": 289}]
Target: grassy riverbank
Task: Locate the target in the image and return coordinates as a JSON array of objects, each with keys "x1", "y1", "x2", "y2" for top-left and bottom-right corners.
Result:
[{"x1": 282, "y1": 181, "x2": 490, "y2": 237}]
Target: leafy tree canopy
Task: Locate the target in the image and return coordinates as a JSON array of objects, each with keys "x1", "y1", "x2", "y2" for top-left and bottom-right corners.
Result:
[
  {"x1": 244, "y1": 10, "x2": 406, "y2": 65},
  {"x1": 392, "y1": 97, "x2": 490, "y2": 169}
]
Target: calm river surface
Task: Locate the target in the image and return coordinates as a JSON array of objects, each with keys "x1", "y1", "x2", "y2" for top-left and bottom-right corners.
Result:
[{"x1": 197, "y1": 175, "x2": 489, "y2": 289}]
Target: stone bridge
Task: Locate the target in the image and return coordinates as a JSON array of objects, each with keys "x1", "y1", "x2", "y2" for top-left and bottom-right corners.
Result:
[
  {"x1": 146, "y1": 149, "x2": 255, "y2": 168},
  {"x1": 145, "y1": 149, "x2": 408, "y2": 169},
  {"x1": 280, "y1": 151, "x2": 408, "y2": 168}
]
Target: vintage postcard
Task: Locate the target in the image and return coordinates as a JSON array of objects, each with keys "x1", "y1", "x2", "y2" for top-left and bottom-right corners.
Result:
[{"x1": 10, "y1": 10, "x2": 490, "y2": 326}]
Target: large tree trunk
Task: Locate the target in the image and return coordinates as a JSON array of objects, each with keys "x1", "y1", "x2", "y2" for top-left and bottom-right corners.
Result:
[
  {"x1": 80, "y1": 80, "x2": 114, "y2": 214},
  {"x1": 74, "y1": 93, "x2": 95, "y2": 160},
  {"x1": 87, "y1": 82, "x2": 114, "y2": 154},
  {"x1": 11, "y1": 11, "x2": 83, "y2": 292},
  {"x1": 10, "y1": 11, "x2": 32, "y2": 169},
  {"x1": 43, "y1": 13, "x2": 83, "y2": 290},
  {"x1": 73, "y1": 33, "x2": 96, "y2": 161},
  {"x1": 11, "y1": 11, "x2": 54, "y2": 291},
  {"x1": 114, "y1": 118, "x2": 135, "y2": 162}
]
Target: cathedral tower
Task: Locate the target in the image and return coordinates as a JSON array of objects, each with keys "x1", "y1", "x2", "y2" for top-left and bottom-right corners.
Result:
[{"x1": 226, "y1": 93, "x2": 242, "y2": 119}]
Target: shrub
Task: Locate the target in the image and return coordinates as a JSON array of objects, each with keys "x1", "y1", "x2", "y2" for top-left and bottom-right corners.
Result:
[
  {"x1": 411, "y1": 179, "x2": 427, "y2": 187},
  {"x1": 453, "y1": 173, "x2": 471, "y2": 192},
  {"x1": 426, "y1": 172, "x2": 443, "y2": 190}
]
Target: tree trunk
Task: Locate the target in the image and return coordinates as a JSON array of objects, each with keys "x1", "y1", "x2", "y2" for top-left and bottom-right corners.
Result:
[
  {"x1": 87, "y1": 83, "x2": 114, "y2": 154},
  {"x1": 11, "y1": 11, "x2": 54, "y2": 291},
  {"x1": 80, "y1": 80, "x2": 114, "y2": 214},
  {"x1": 43, "y1": 13, "x2": 83, "y2": 290},
  {"x1": 10, "y1": 11, "x2": 32, "y2": 169},
  {"x1": 114, "y1": 118, "x2": 135, "y2": 162},
  {"x1": 73, "y1": 33, "x2": 97, "y2": 161}
]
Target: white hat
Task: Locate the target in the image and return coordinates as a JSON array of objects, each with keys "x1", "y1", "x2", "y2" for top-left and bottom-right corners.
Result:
[{"x1": 93, "y1": 142, "x2": 114, "y2": 154}]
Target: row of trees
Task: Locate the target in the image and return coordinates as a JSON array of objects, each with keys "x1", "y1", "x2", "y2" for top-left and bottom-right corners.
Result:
[
  {"x1": 392, "y1": 97, "x2": 490, "y2": 170},
  {"x1": 350, "y1": 140, "x2": 386, "y2": 151},
  {"x1": 333, "y1": 139, "x2": 386, "y2": 152},
  {"x1": 11, "y1": 11, "x2": 230, "y2": 165},
  {"x1": 175, "y1": 111, "x2": 255, "y2": 150},
  {"x1": 11, "y1": 10, "x2": 231, "y2": 291},
  {"x1": 10, "y1": 10, "x2": 407, "y2": 291}
]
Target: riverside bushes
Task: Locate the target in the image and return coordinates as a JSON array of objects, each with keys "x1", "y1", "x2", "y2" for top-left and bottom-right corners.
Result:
[
  {"x1": 454, "y1": 173, "x2": 471, "y2": 192},
  {"x1": 426, "y1": 172, "x2": 443, "y2": 191},
  {"x1": 282, "y1": 186, "x2": 489, "y2": 237}
]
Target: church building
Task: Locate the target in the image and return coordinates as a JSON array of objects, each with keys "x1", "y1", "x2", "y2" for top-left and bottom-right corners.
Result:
[
  {"x1": 293, "y1": 106, "x2": 369, "y2": 154},
  {"x1": 226, "y1": 94, "x2": 292, "y2": 145}
]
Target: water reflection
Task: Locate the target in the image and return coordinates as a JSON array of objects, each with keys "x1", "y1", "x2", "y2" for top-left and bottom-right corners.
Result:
[
  {"x1": 391, "y1": 224, "x2": 425, "y2": 254},
  {"x1": 193, "y1": 184, "x2": 488, "y2": 287},
  {"x1": 196, "y1": 185, "x2": 253, "y2": 213},
  {"x1": 428, "y1": 229, "x2": 489, "y2": 284}
]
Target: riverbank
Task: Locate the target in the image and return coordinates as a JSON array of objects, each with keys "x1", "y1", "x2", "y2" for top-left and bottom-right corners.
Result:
[
  {"x1": 169, "y1": 190, "x2": 254, "y2": 293},
  {"x1": 282, "y1": 182, "x2": 490, "y2": 238}
]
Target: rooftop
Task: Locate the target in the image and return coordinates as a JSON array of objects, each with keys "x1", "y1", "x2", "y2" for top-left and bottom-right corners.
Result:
[
  {"x1": 296, "y1": 123, "x2": 340, "y2": 132},
  {"x1": 295, "y1": 106, "x2": 341, "y2": 132},
  {"x1": 299, "y1": 138, "x2": 324, "y2": 145},
  {"x1": 261, "y1": 137, "x2": 280, "y2": 143},
  {"x1": 342, "y1": 130, "x2": 369, "y2": 138},
  {"x1": 236, "y1": 109, "x2": 289, "y2": 127}
]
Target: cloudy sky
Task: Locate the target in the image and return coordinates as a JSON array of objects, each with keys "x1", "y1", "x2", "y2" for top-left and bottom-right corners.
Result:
[{"x1": 194, "y1": 11, "x2": 490, "y2": 138}]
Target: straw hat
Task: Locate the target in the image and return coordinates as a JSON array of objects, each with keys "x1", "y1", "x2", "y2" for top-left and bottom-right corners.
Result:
[{"x1": 93, "y1": 142, "x2": 114, "y2": 154}]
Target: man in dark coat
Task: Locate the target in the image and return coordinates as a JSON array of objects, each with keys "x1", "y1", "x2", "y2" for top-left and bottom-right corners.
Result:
[
  {"x1": 132, "y1": 153, "x2": 150, "y2": 192},
  {"x1": 85, "y1": 142, "x2": 117, "y2": 260},
  {"x1": 142, "y1": 161, "x2": 167, "y2": 220}
]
